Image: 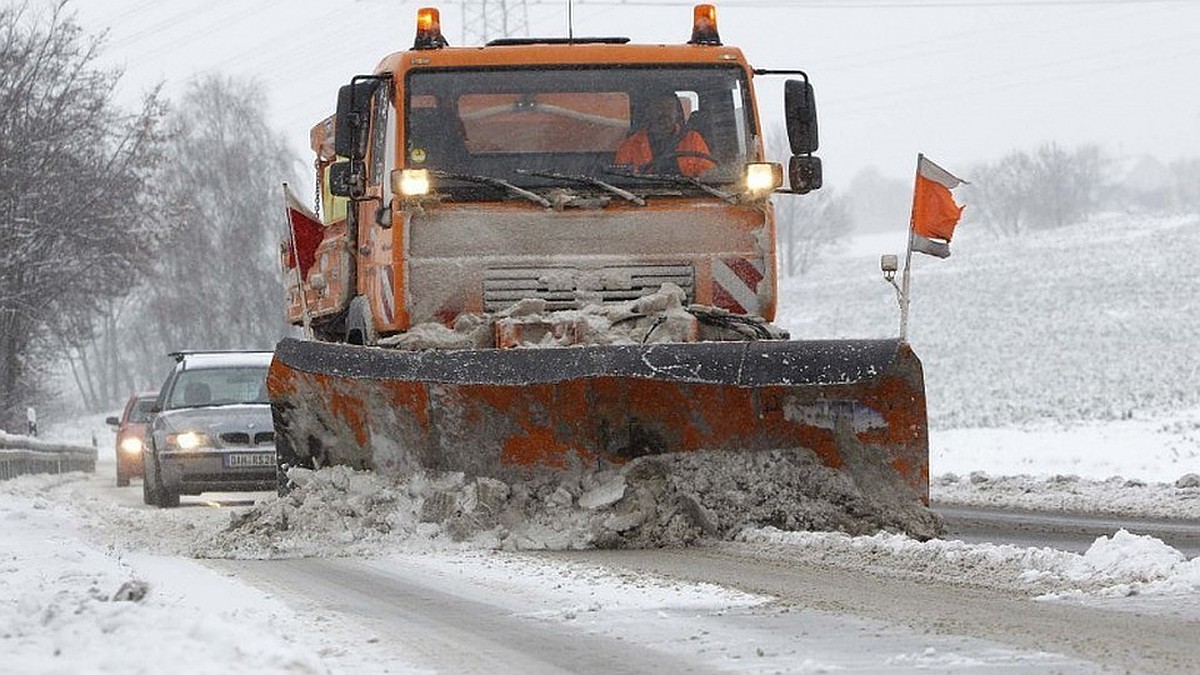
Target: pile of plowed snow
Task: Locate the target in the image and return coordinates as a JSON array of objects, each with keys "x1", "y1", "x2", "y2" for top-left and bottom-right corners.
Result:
[
  {"x1": 203, "y1": 448, "x2": 942, "y2": 558},
  {"x1": 737, "y1": 527, "x2": 1200, "y2": 600}
]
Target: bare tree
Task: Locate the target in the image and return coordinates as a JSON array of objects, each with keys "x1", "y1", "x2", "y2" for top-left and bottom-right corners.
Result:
[
  {"x1": 1027, "y1": 143, "x2": 1104, "y2": 229},
  {"x1": 964, "y1": 143, "x2": 1105, "y2": 237},
  {"x1": 775, "y1": 190, "x2": 853, "y2": 277},
  {"x1": 766, "y1": 127, "x2": 853, "y2": 277},
  {"x1": 0, "y1": 3, "x2": 166, "y2": 427},
  {"x1": 133, "y1": 74, "x2": 296, "y2": 359},
  {"x1": 964, "y1": 151, "x2": 1033, "y2": 238},
  {"x1": 1168, "y1": 157, "x2": 1200, "y2": 213}
]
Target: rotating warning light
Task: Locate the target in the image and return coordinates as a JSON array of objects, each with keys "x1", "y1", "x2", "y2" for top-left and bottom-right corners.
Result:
[
  {"x1": 414, "y1": 7, "x2": 448, "y2": 50},
  {"x1": 689, "y1": 4, "x2": 721, "y2": 46}
]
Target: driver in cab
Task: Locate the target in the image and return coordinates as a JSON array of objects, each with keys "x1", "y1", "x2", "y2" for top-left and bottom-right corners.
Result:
[{"x1": 614, "y1": 92, "x2": 716, "y2": 178}]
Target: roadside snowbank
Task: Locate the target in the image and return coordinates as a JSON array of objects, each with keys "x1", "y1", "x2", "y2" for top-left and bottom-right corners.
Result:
[
  {"x1": 932, "y1": 471, "x2": 1200, "y2": 520},
  {"x1": 0, "y1": 476, "x2": 327, "y2": 675},
  {"x1": 737, "y1": 526, "x2": 1200, "y2": 600}
]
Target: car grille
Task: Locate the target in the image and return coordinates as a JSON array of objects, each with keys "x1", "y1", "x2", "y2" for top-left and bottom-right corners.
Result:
[
  {"x1": 483, "y1": 264, "x2": 694, "y2": 312},
  {"x1": 219, "y1": 432, "x2": 275, "y2": 446}
]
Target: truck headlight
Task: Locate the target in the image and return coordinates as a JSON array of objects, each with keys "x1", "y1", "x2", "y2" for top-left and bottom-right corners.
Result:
[
  {"x1": 393, "y1": 168, "x2": 430, "y2": 197},
  {"x1": 166, "y1": 431, "x2": 210, "y2": 451},
  {"x1": 744, "y1": 162, "x2": 783, "y2": 194},
  {"x1": 119, "y1": 437, "x2": 143, "y2": 455}
]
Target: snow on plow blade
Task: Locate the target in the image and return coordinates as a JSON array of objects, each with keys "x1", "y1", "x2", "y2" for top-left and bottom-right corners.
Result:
[{"x1": 267, "y1": 337, "x2": 929, "y2": 502}]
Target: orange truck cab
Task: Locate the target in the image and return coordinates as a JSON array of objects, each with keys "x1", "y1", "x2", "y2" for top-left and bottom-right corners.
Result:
[{"x1": 282, "y1": 4, "x2": 821, "y2": 345}]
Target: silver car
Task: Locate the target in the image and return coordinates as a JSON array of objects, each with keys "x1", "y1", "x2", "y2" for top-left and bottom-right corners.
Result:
[{"x1": 142, "y1": 351, "x2": 276, "y2": 508}]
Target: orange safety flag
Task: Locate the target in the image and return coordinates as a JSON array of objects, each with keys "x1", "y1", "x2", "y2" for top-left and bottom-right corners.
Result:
[
  {"x1": 910, "y1": 155, "x2": 967, "y2": 258},
  {"x1": 283, "y1": 183, "x2": 324, "y2": 278}
]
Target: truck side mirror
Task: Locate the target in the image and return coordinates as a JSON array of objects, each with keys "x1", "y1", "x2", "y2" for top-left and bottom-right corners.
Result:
[
  {"x1": 784, "y1": 79, "x2": 818, "y2": 155},
  {"x1": 327, "y1": 160, "x2": 362, "y2": 199},
  {"x1": 334, "y1": 79, "x2": 381, "y2": 160},
  {"x1": 105, "y1": 416, "x2": 120, "y2": 427},
  {"x1": 789, "y1": 155, "x2": 822, "y2": 194}
]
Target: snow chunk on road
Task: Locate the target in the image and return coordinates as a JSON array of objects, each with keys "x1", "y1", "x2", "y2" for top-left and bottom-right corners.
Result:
[{"x1": 203, "y1": 447, "x2": 942, "y2": 558}]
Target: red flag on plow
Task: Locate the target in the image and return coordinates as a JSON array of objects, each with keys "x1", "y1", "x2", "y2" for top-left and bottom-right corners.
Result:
[
  {"x1": 909, "y1": 155, "x2": 967, "y2": 258},
  {"x1": 283, "y1": 183, "x2": 324, "y2": 278}
]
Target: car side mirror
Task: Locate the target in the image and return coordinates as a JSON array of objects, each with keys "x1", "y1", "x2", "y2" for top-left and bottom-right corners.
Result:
[{"x1": 105, "y1": 416, "x2": 120, "y2": 426}]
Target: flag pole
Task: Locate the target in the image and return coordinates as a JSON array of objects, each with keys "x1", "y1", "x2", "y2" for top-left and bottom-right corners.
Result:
[
  {"x1": 282, "y1": 182, "x2": 314, "y2": 340},
  {"x1": 898, "y1": 153, "x2": 922, "y2": 343}
]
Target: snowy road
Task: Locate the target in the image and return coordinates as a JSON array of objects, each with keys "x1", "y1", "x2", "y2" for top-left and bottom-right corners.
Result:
[
  {"x1": 5, "y1": 451, "x2": 1198, "y2": 674},
  {"x1": 207, "y1": 552, "x2": 1098, "y2": 674},
  {"x1": 200, "y1": 534, "x2": 1200, "y2": 674},
  {"x1": 936, "y1": 504, "x2": 1200, "y2": 557}
]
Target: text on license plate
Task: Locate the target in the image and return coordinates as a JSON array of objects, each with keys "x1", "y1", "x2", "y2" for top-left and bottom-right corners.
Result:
[{"x1": 225, "y1": 452, "x2": 275, "y2": 468}]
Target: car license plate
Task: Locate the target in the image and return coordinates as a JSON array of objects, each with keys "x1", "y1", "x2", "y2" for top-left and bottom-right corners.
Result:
[{"x1": 225, "y1": 452, "x2": 275, "y2": 469}]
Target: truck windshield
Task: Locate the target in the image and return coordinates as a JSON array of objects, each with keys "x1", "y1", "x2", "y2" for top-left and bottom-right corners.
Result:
[{"x1": 404, "y1": 65, "x2": 755, "y2": 196}]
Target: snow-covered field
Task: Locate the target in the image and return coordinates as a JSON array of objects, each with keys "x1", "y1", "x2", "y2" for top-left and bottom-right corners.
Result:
[{"x1": 3, "y1": 214, "x2": 1198, "y2": 672}]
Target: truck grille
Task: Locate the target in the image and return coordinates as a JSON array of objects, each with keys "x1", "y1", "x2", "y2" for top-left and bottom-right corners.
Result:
[{"x1": 483, "y1": 264, "x2": 694, "y2": 312}]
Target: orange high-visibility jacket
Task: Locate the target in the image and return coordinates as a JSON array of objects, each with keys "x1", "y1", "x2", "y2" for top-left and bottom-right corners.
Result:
[{"x1": 614, "y1": 129, "x2": 716, "y2": 177}]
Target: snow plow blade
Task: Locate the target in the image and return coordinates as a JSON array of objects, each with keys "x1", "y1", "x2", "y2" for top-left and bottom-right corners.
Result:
[{"x1": 268, "y1": 337, "x2": 929, "y2": 502}]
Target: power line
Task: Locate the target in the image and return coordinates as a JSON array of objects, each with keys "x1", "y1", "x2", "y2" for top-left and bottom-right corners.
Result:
[{"x1": 528, "y1": 0, "x2": 1193, "y2": 6}]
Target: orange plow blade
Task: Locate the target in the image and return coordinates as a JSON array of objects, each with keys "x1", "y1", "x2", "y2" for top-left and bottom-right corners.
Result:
[{"x1": 267, "y1": 337, "x2": 929, "y2": 503}]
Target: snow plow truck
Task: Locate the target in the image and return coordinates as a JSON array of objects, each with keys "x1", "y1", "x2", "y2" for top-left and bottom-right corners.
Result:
[{"x1": 267, "y1": 6, "x2": 931, "y2": 515}]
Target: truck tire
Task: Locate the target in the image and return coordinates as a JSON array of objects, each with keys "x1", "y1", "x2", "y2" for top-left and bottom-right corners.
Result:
[{"x1": 116, "y1": 469, "x2": 130, "y2": 488}]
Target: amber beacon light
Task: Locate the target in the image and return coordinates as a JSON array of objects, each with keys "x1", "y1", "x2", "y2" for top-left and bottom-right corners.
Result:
[
  {"x1": 414, "y1": 7, "x2": 448, "y2": 49},
  {"x1": 689, "y1": 4, "x2": 721, "y2": 45}
]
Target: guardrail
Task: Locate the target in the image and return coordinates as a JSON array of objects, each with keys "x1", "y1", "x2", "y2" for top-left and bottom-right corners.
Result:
[{"x1": 0, "y1": 432, "x2": 97, "y2": 480}]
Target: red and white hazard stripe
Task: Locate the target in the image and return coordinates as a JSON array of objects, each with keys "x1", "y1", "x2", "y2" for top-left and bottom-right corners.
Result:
[
  {"x1": 712, "y1": 257, "x2": 764, "y2": 316},
  {"x1": 379, "y1": 265, "x2": 395, "y2": 324}
]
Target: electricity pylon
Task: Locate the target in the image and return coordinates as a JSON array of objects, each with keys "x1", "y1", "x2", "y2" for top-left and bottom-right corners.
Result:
[{"x1": 460, "y1": 0, "x2": 530, "y2": 45}]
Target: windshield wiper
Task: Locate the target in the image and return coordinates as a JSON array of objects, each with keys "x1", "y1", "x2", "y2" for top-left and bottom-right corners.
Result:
[
  {"x1": 431, "y1": 170, "x2": 552, "y2": 208},
  {"x1": 604, "y1": 169, "x2": 737, "y2": 204},
  {"x1": 515, "y1": 169, "x2": 646, "y2": 206}
]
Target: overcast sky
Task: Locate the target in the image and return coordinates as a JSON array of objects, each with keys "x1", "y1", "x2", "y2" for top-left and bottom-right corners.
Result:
[{"x1": 50, "y1": 0, "x2": 1200, "y2": 189}]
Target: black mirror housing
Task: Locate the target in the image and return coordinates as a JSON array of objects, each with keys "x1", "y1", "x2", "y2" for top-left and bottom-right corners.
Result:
[
  {"x1": 789, "y1": 155, "x2": 823, "y2": 194},
  {"x1": 105, "y1": 416, "x2": 119, "y2": 426},
  {"x1": 334, "y1": 80, "x2": 381, "y2": 160},
  {"x1": 328, "y1": 161, "x2": 363, "y2": 199},
  {"x1": 784, "y1": 79, "x2": 819, "y2": 155}
]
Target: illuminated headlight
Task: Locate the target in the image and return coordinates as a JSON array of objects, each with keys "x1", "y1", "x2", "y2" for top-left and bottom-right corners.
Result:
[
  {"x1": 744, "y1": 162, "x2": 783, "y2": 193},
  {"x1": 166, "y1": 431, "x2": 209, "y2": 451},
  {"x1": 393, "y1": 168, "x2": 430, "y2": 197},
  {"x1": 118, "y1": 437, "x2": 143, "y2": 455}
]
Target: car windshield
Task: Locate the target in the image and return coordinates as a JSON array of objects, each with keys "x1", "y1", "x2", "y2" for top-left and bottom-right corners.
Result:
[
  {"x1": 403, "y1": 64, "x2": 755, "y2": 197},
  {"x1": 129, "y1": 398, "x2": 157, "y2": 423},
  {"x1": 165, "y1": 367, "x2": 269, "y2": 410}
]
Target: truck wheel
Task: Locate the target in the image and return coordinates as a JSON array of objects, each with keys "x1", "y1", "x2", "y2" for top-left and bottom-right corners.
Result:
[{"x1": 116, "y1": 469, "x2": 130, "y2": 488}]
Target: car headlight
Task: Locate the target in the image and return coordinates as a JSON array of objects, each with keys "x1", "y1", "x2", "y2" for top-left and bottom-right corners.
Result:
[
  {"x1": 166, "y1": 431, "x2": 210, "y2": 451},
  {"x1": 118, "y1": 436, "x2": 143, "y2": 455}
]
